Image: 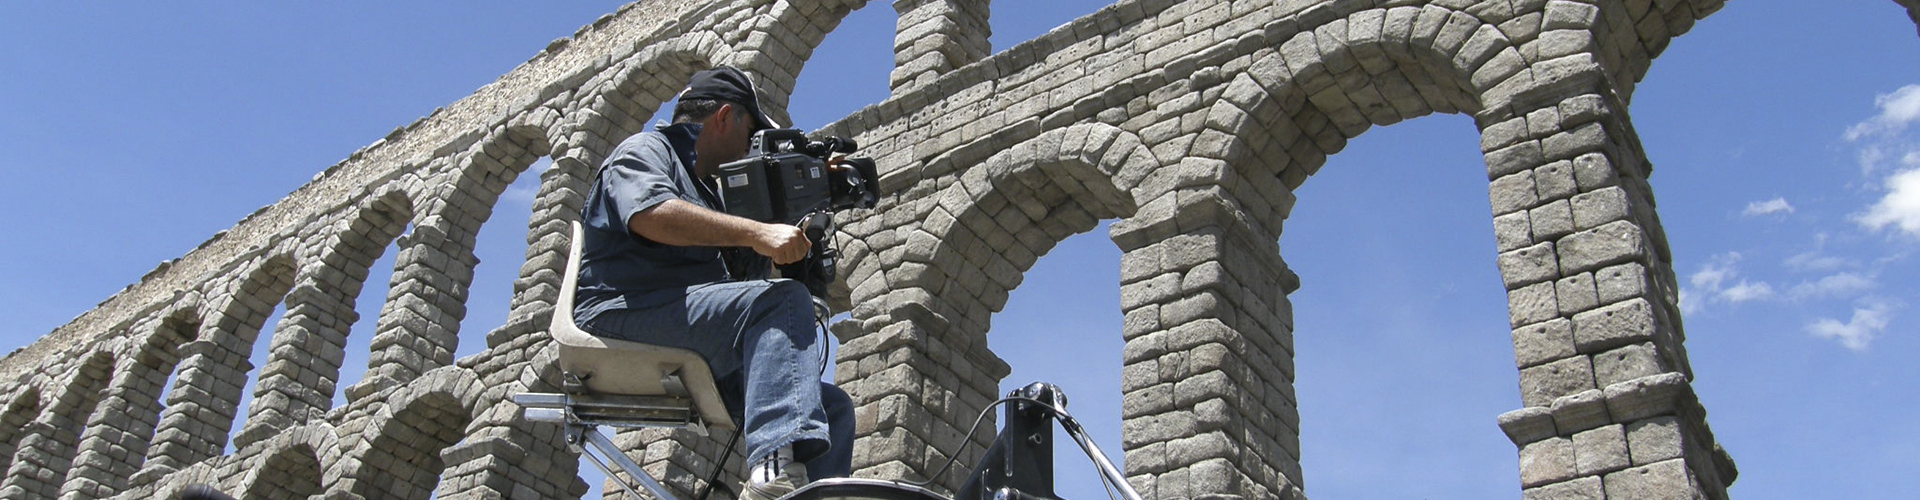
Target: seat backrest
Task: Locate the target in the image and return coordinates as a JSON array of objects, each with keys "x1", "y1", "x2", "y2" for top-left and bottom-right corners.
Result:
[{"x1": 551, "y1": 220, "x2": 735, "y2": 430}]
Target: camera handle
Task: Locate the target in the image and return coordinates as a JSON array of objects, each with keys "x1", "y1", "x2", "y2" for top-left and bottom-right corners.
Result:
[{"x1": 782, "y1": 211, "x2": 839, "y2": 322}]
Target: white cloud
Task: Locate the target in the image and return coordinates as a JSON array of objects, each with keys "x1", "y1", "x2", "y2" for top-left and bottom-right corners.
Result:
[
  {"x1": 1784, "y1": 251, "x2": 1848, "y2": 272},
  {"x1": 1689, "y1": 253, "x2": 1739, "y2": 290},
  {"x1": 1742, "y1": 197, "x2": 1795, "y2": 217},
  {"x1": 1806, "y1": 299, "x2": 1899, "y2": 352},
  {"x1": 1721, "y1": 280, "x2": 1774, "y2": 302},
  {"x1": 1857, "y1": 168, "x2": 1920, "y2": 237},
  {"x1": 1682, "y1": 253, "x2": 1778, "y2": 314},
  {"x1": 1845, "y1": 84, "x2": 1920, "y2": 141},
  {"x1": 1788, "y1": 272, "x2": 1876, "y2": 300}
]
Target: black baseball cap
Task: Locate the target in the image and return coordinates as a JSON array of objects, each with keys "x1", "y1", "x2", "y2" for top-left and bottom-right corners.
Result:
[{"x1": 680, "y1": 66, "x2": 781, "y2": 131}]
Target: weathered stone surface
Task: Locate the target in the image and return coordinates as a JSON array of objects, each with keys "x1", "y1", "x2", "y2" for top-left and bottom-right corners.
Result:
[
  {"x1": 1603, "y1": 459, "x2": 1701, "y2": 500},
  {"x1": 1519, "y1": 355, "x2": 1595, "y2": 408},
  {"x1": 1572, "y1": 424, "x2": 1630, "y2": 476},
  {"x1": 1512, "y1": 318, "x2": 1575, "y2": 369},
  {"x1": 1519, "y1": 436, "x2": 1576, "y2": 487}
]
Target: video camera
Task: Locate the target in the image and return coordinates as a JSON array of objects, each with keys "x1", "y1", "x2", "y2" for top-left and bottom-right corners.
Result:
[{"x1": 717, "y1": 128, "x2": 879, "y2": 309}]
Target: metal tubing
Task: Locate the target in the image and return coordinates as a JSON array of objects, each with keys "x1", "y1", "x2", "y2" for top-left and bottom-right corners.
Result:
[
  {"x1": 583, "y1": 443, "x2": 654, "y2": 500},
  {"x1": 1059, "y1": 418, "x2": 1142, "y2": 500},
  {"x1": 583, "y1": 426, "x2": 685, "y2": 500}
]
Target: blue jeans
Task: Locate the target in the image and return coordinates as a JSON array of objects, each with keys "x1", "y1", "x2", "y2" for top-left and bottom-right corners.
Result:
[{"x1": 579, "y1": 279, "x2": 854, "y2": 480}]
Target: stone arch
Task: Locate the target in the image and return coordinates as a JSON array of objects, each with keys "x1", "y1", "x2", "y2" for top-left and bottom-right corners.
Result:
[
  {"x1": 237, "y1": 190, "x2": 416, "y2": 449},
  {"x1": 1077, "y1": 6, "x2": 1515, "y2": 497},
  {"x1": 732, "y1": 0, "x2": 877, "y2": 120},
  {"x1": 242, "y1": 444, "x2": 321, "y2": 500},
  {"x1": 352, "y1": 126, "x2": 561, "y2": 399},
  {"x1": 1109, "y1": 2, "x2": 1736, "y2": 497},
  {"x1": 832, "y1": 123, "x2": 1142, "y2": 491},
  {"x1": 0, "y1": 387, "x2": 42, "y2": 479},
  {"x1": 57, "y1": 304, "x2": 207, "y2": 500},
  {"x1": 144, "y1": 253, "x2": 298, "y2": 476},
  {"x1": 238, "y1": 424, "x2": 339, "y2": 500},
  {"x1": 0, "y1": 350, "x2": 116, "y2": 499},
  {"x1": 343, "y1": 367, "x2": 478, "y2": 500},
  {"x1": 582, "y1": 31, "x2": 734, "y2": 146},
  {"x1": 1215, "y1": 6, "x2": 1495, "y2": 191}
]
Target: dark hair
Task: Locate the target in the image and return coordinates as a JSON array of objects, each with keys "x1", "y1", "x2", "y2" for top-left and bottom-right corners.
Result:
[{"x1": 672, "y1": 98, "x2": 732, "y2": 124}]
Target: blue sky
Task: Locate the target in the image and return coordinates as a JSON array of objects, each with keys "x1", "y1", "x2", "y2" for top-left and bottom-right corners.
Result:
[{"x1": 3, "y1": 2, "x2": 1917, "y2": 500}]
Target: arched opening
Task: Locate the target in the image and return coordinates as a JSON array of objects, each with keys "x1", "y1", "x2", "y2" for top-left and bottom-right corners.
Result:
[
  {"x1": 1, "y1": 351, "x2": 115, "y2": 496},
  {"x1": 188, "y1": 254, "x2": 297, "y2": 463},
  {"x1": 147, "y1": 312, "x2": 203, "y2": 427},
  {"x1": 224, "y1": 302, "x2": 290, "y2": 456},
  {"x1": 990, "y1": 223, "x2": 1124, "y2": 499},
  {"x1": 456, "y1": 155, "x2": 551, "y2": 363},
  {"x1": 338, "y1": 214, "x2": 412, "y2": 407},
  {"x1": 1286, "y1": 114, "x2": 1517, "y2": 498},
  {"x1": 786, "y1": 2, "x2": 894, "y2": 131},
  {"x1": 235, "y1": 193, "x2": 412, "y2": 449}
]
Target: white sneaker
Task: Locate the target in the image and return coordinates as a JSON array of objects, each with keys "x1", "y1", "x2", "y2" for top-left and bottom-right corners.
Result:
[{"x1": 740, "y1": 446, "x2": 809, "y2": 500}]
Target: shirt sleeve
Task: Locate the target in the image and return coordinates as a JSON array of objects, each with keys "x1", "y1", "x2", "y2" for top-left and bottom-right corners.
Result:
[{"x1": 584, "y1": 135, "x2": 685, "y2": 243}]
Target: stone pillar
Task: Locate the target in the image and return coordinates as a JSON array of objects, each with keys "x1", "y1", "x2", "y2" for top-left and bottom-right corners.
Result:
[
  {"x1": 0, "y1": 391, "x2": 37, "y2": 480},
  {"x1": 1109, "y1": 184, "x2": 1300, "y2": 500},
  {"x1": 0, "y1": 360, "x2": 112, "y2": 500},
  {"x1": 140, "y1": 332, "x2": 257, "y2": 478},
  {"x1": 837, "y1": 292, "x2": 1009, "y2": 494},
  {"x1": 1476, "y1": 31, "x2": 1735, "y2": 499},
  {"x1": 891, "y1": 0, "x2": 991, "y2": 94},
  {"x1": 349, "y1": 222, "x2": 476, "y2": 401},
  {"x1": 0, "y1": 422, "x2": 66, "y2": 500},
  {"x1": 438, "y1": 133, "x2": 604, "y2": 500},
  {"x1": 58, "y1": 365, "x2": 167, "y2": 500},
  {"x1": 236, "y1": 277, "x2": 360, "y2": 449}
]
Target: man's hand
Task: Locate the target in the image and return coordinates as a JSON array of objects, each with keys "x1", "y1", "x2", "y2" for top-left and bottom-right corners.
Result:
[{"x1": 752, "y1": 223, "x2": 810, "y2": 265}]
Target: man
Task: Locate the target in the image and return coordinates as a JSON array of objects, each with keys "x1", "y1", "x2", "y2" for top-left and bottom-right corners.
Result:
[{"x1": 573, "y1": 66, "x2": 854, "y2": 499}]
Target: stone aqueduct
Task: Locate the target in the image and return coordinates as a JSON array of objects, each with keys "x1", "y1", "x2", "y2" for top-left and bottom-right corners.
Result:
[{"x1": 5, "y1": 1, "x2": 1917, "y2": 499}]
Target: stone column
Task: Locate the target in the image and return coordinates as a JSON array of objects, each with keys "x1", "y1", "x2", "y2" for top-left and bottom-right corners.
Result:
[
  {"x1": 348, "y1": 222, "x2": 476, "y2": 401},
  {"x1": 140, "y1": 331, "x2": 258, "y2": 478},
  {"x1": 1109, "y1": 185, "x2": 1301, "y2": 500},
  {"x1": 891, "y1": 0, "x2": 991, "y2": 94},
  {"x1": 837, "y1": 292, "x2": 1009, "y2": 494},
  {"x1": 0, "y1": 361, "x2": 111, "y2": 500},
  {"x1": 437, "y1": 126, "x2": 608, "y2": 500},
  {"x1": 0, "y1": 422, "x2": 65, "y2": 500},
  {"x1": 58, "y1": 363, "x2": 168, "y2": 500},
  {"x1": 235, "y1": 277, "x2": 360, "y2": 449},
  {"x1": 1477, "y1": 25, "x2": 1735, "y2": 498}
]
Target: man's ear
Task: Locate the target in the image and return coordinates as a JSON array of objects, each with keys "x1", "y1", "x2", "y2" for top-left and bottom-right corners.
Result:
[{"x1": 714, "y1": 102, "x2": 739, "y2": 129}]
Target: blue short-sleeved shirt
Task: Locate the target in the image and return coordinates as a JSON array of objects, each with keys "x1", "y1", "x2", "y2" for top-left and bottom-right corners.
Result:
[{"x1": 575, "y1": 122, "x2": 766, "y2": 322}]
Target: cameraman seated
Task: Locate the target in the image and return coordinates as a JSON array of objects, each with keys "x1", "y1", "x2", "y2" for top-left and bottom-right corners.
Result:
[{"x1": 574, "y1": 66, "x2": 854, "y2": 499}]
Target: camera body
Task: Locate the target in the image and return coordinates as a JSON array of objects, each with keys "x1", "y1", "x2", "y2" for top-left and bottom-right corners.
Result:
[
  {"x1": 716, "y1": 129, "x2": 879, "y2": 308},
  {"x1": 717, "y1": 128, "x2": 878, "y2": 226}
]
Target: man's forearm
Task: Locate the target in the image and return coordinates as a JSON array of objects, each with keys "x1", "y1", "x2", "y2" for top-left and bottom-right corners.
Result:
[
  {"x1": 630, "y1": 199, "x2": 810, "y2": 264},
  {"x1": 630, "y1": 199, "x2": 761, "y2": 247}
]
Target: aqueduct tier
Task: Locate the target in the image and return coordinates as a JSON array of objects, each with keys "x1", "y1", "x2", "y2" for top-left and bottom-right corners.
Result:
[{"x1": 8, "y1": 1, "x2": 1910, "y2": 499}]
